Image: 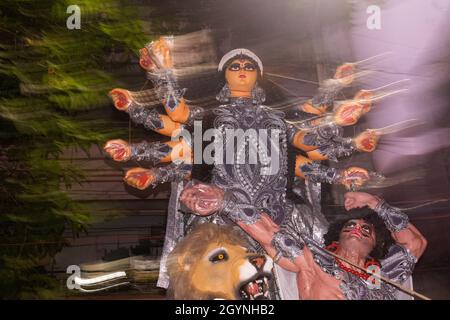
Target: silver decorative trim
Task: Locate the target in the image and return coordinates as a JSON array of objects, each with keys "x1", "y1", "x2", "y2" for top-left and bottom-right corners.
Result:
[
  {"x1": 315, "y1": 138, "x2": 356, "y2": 162},
  {"x1": 220, "y1": 191, "x2": 261, "y2": 225},
  {"x1": 300, "y1": 161, "x2": 341, "y2": 184},
  {"x1": 272, "y1": 231, "x2": 304, "y2": 262},
  {"x1": 130, "y1": 141, "x2": 172, "y2": 164},
  {"x1": 374, "y1": 200, "x2": 409, "y2": 232},
  {"x1": 128, "y1": 105, "x2": 164, "y2": 130}
]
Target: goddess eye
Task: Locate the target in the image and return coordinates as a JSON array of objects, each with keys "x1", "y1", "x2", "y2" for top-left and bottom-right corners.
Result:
[
  {"x1": 210, "y1": 250, "x2": 228, "y2": 263},
  {"x1": 244, "y1": 63, "x2": 256, "y2": 71},
  {"x1": 228, "y1": 63, "x2": 241, "y2": 71}
]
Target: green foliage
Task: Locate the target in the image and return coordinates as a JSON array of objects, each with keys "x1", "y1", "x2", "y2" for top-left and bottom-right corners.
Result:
[{"x1": 0, "y1": 0, "x2": 147, "y2": 299}]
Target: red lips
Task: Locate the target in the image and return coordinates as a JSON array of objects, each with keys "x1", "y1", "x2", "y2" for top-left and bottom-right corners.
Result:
[{"x1": 239, "y1": 74, "x2": 246, "y2": 79}]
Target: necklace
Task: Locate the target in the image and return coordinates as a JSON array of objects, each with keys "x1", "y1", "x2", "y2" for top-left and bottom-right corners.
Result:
[{"x1": 335, "y1": 258, "x2": 370, "y2": 281}]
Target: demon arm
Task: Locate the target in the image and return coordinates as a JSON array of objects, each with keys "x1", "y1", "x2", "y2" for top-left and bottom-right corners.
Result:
[{"x1": 371, "y1": 198, "x2": 428, "y2": 260}]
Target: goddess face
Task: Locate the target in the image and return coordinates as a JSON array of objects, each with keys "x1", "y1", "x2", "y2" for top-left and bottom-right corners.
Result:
[{"x1": 225, "y1": 58, "x2": 258, "y2": 95}]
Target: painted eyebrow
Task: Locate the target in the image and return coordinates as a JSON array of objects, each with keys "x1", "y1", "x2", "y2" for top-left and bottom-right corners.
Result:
[{"x1": 344, "y1": 220, "x2": 373, "y2": 228}]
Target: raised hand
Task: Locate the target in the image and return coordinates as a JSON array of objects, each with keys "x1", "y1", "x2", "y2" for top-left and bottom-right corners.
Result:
[
  {"x1": 139, "y1": 47, "x2": 155, "y2": 71},
  {"x1": 353, "y1": 129, "x2": 380, "y2": 153},
  {"x1": 344, "y1": 192, "x2": 381, "y2": 211},
  {"x1": 180, "y1": 183, "x2": 225, "y2": 216},
  {"x1": 104, "y1": 139, "x2": 131, "y2": 162},
  {"x1": 354, "y1": 90, "x2": 374, "y2": 113},
  {"x1": 333, "y1": 101, "x2": 365, "y2": 126},
  {"x1": 153, "y1": 37, "x2": 173, "y2": 68},
  {"x1": 109, "y1": 89, "x2": 132, "y2": 112},
  {"x1": 139, "y1": 36, "x2": 173, "y2": 72},
  {"x1": 340, "y1": 166, "x2": 370, "y2": 190},
  {"x1": 124, "y1": 167, "x2": 157, "y2": 190},
  {"x1": 334, "y1": 63, "x2": 355, "y2": 86}
]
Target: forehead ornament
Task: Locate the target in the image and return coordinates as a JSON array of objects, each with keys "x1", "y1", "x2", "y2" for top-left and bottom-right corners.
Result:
[{"x1": 218, "y1": 48, "x2": 263, "y2": 75}]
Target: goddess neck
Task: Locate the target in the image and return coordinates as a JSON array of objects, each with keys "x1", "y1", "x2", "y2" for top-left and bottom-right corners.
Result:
[{"x1": 230, "y1": 90, "x2": 251, "y2": 98}]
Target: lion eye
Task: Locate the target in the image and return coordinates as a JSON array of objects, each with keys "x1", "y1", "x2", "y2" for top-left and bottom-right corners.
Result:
[{"x1": 210, "y1": 250, "x2": 228, "y2": 263}]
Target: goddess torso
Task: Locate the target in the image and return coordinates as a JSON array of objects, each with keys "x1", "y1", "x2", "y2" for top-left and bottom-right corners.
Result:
[{"x1": 209, "y1": 97, "x2": 290, "y2": 225}]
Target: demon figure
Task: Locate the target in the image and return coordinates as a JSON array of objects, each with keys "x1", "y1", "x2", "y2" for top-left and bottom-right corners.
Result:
[{"x1": 196, "y1": 191, "x2": 427, "y2": 300}]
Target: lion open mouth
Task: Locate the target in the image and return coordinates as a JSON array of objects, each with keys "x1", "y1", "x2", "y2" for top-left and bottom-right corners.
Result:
[{"x1": 238, "y1": 275, "x2": 270, "y2": 300}]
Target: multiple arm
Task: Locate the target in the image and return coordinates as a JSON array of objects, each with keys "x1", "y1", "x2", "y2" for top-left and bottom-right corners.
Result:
[
  {"x1": 104, "y1": 37, "x2": 197, "y2": 189},
  {"x1": 287, "y1": 64, "x2": 382, "y2": 190}
]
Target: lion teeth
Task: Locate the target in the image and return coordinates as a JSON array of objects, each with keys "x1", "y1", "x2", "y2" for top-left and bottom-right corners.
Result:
[{"x1": 240, "y1": 275, "x2": 272, "y2": 300}]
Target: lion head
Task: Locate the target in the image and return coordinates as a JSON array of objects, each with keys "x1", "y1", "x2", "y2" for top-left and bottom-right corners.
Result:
[{"x1": 166, "y1": 223, "x2": 273, "y2": 300}]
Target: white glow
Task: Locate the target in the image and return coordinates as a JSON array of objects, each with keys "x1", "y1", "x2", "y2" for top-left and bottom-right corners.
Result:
[{"x1": 74, "y1": 271, "x2": 127, "y2": 285}]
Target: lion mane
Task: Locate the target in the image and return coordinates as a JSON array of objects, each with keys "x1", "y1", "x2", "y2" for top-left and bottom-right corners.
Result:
[{"x1": 166, "y1": 223, "x2": 250, "y2": 300}]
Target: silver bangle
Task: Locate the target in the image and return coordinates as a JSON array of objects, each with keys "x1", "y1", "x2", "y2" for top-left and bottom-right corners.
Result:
[
  {"x1": 271, "y1": 231, "x2": 304, "y2": 262},
  {"x1": 373, "y1": 199, "x2": 409, "y2": 232}
]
